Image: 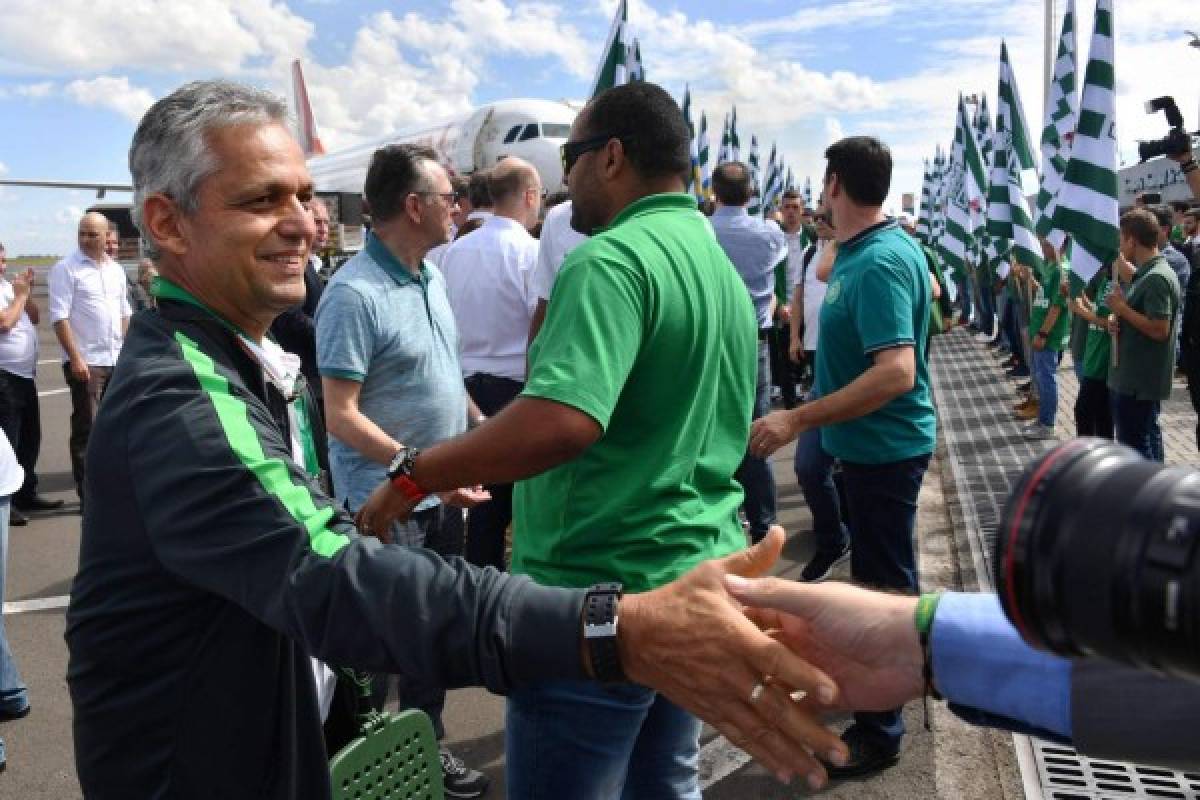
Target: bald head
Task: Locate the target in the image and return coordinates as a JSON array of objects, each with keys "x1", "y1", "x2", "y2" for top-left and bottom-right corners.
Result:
[
  {"x1": 489, "y1": 157, "x2": 542, "y2": 230},
  {"x1": 78, "y1": 212, "x2": 110, "y2": 260}
]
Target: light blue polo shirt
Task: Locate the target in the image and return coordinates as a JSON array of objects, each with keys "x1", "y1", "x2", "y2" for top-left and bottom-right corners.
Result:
[{"x1": 315, "y1": 233, "x2": 466, "y2": 512}]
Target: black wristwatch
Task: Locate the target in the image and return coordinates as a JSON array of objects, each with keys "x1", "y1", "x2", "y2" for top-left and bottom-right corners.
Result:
[
  {"x1": 386, "y1": 446, "x2": 428, "y2": 502},
  {"x1": 583, "y1": 582, "x2": 625, "y2": 683}
]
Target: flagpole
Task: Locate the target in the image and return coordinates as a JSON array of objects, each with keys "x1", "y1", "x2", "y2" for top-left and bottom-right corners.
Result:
[{"x1": 1044, "y1": 0, "x2": 1056, "y2": 106}]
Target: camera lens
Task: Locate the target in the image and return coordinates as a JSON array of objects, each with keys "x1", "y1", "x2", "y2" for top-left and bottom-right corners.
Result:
[{"x1": 996, "y1": 438, "x2": 1200, "y2": 680}]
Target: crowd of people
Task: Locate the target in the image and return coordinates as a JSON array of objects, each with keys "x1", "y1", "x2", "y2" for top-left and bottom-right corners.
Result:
[{"x1": 0, "y1": 75, "x2": 1198, "y2": 795}]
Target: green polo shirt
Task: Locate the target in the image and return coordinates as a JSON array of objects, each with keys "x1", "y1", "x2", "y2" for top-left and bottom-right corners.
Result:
[
  {"x1": 1108, "y1": 255, "x2": 1181, "y2": 401},
  {"x1": 1080, "y1": 271, "x2": 1113, "y2": 381},
  {"x1": 1029, "y1": 257, "x2": 1070, "y2": 352},
  {"x1": 814, "y1": 220, "x2": 937, "y2": 464},
  {"x1": 513, "y1": 193, "x2": 755, "y2": 593}
]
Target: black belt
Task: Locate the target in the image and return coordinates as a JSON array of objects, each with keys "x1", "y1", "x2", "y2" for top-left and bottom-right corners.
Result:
[{"x1": 758, "y1": 329, "x2": 772, "y2": 340}]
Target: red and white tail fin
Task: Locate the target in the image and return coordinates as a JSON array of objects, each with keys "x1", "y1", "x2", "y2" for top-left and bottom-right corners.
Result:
[{"x1": 291, "y1": 59, "x2": 325, "y2": 157}]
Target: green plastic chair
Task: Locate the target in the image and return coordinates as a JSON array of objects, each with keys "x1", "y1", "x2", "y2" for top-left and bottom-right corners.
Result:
[{"x1": 329, "y1": 670, "x2": 444, "y2": 800}]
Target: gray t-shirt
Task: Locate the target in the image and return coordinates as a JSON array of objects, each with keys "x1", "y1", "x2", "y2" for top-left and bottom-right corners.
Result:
[{"x1": 316, "y1": 233, "x2": 466, "y2": 531}]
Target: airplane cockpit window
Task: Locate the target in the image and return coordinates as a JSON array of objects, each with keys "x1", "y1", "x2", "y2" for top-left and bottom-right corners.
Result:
[
  {"x1": 541, "y1": 123, "x2": 571, "y2": 139},
  {"x1": 503, "y1": 125, "x2": 523, "y2": 144},
  {"x1": 517, "y1": 124, "x2": 539, "y2": 142}
]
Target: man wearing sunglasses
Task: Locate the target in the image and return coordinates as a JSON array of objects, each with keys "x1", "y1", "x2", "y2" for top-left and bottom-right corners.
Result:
[{"x1": 356, "y1": 82, "x2": 780, "y2": 798}]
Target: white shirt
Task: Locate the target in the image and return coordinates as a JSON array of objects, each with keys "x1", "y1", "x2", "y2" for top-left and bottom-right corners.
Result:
[
  {"x1": 800, "y1": 240, "x2": 831, "y2": 352},
  {"x1": 0, "y1": 278, "x2": 38, "y2": 379},
  {"x1": 531, "y1": 201, "x2": 586, "y2": 302},
  {"x1": 0, "y1": 427, "x2": 23, "y2": 498},
  {"x1": 440, "y1": 214, "x2": 539, "y2": 381},
  {"x1": 48, "y1": 249, "x2": 130, "y2": 366},
  {"x1": 784, "y1": 231, "x2": 807, "y2": 291}
]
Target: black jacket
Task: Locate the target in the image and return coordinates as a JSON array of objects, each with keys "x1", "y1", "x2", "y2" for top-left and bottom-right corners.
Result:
[{"x1": 66, "y1": 295, "x2": 585, "y2": 799}]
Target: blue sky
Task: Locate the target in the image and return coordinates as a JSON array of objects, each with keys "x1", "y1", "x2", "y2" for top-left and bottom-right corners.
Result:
[{"x1": 0, "y1": 0, "x2": 1196, "y2": 256}]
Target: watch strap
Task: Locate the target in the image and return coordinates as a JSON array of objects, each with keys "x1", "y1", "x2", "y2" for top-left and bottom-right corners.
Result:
[
  {"x1": 584, "y1": 582, "x2": 625, "y2": 683},
  {"x1": 389, "y1": 474, "x2": 428, "y2": 502}
]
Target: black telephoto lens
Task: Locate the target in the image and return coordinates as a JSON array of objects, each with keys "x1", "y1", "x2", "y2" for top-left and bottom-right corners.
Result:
[{"x1": 996, "y1": 438, "x2": 1200, "y2": 680}]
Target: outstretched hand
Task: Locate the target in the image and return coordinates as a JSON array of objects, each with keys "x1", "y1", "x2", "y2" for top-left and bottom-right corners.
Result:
[
  {"x1": 618, "y1": 530, "x2": 848, "y2": 788},
  {"x1": 725, "y1": 577, "x2": 925, "y2": 714}
]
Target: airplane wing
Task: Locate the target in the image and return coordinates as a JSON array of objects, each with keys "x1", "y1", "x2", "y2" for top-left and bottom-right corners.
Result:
[{"x1": 0, "y1": 179, "x2": 132, "y2": 198}]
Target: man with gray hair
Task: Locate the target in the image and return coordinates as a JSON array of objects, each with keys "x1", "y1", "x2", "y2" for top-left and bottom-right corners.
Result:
[
  {"x1": 48, "y1": 210, "x2": 130, "y2": 506},
  {"x1": 65, "y1": 79, "x2": 848, "y2": 799},
  {"x1": 439, "y1": 156, "x2": 542, "y2": 571}
]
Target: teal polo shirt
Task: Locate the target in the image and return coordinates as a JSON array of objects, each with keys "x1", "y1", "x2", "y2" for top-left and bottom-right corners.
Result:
[
  {"x1": 315, "y1": 232, "x2": 466, "y2": 512},
  {"x1": 815, "y1": 220, "x2": 937, "y2": 464}
]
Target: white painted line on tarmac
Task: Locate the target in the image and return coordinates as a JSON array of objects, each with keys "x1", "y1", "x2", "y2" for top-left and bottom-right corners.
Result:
[
  {"x1": 4, "y1": 595, "x2": 70, "y2": 615},
  {"x1": 37, "y1": 358, "x2": 60, "y2": 365},
  {"x1": 697, "y1": 736, "x2": 752, "y2": 790},
  {"x1": 38, "y1": 388, "x2": 69, "y2": 397}
]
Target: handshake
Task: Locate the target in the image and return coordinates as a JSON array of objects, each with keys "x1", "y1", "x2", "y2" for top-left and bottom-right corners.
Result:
[{"x1": 616, "y1": 529, "x2": 928, "y2": 791}]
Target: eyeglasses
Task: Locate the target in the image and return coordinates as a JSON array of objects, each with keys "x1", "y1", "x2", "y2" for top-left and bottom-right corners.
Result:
[
  {"x1": 560, "y1": 133, "x2": 628, "y2": 176},
  {"x1": 414, "y1": 191, "x2": 458, "y2": 206}
]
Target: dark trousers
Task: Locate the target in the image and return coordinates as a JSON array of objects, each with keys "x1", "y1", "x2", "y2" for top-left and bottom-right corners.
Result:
[
  {"x1": 0, "y1": 370, "x2": 41, "y2": 504},
  {"x1": 841, "y1": 453, "x2": 931, "y2": 750},
  {"x1": 64, "y1": 364, "x2": 113, "y2": 500},
  {"x1": 464, "y1": 373, "x2": 524, "y2": 571},
  {"x1": 1184, "y1": 353, "x2": 1200, "y2": 451},
  {"x1": 1074, "y1": 377, "x2": 1114, "y2": 439},
  {"x1": 1111, "y1": 391, "x2": 1163, "y2": 462},
  {"x1": 977, "y1": 282, "x2": 996, "y2": 336},
  {"x1": 766, "y1": 325, "x2": 798, "y2": 409},
  {"x1": 955, "y1": 277, "x2": 972, "y2": 321},
  {"x1": 366, "y1": 504, "x2": 463, "y2": 740},
  {"x1": 734, "y1": 342, "x2": 778, "y2": 542},
  {"x1": 792, "y1": 396, "x2": 848, "y2": 557}
]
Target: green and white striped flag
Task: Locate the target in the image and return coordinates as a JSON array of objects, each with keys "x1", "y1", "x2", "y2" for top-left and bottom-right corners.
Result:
[
  {"x1": 1035, "y1": 0, "x2": 1079, "y2": 244},
  {"x1": 626, "y1": 38, "x2": 645, "y2": 82},
  {"x1": 588, "y1": 0, "x2": 631, "y2": 99},
  {"x1": 972, "y1": 94, "x2": 998, "y2": 266},
  {"x1": 696, "y1": 112, "x2": 711, "y2": 202},
  {"x1": 763, "y1": 143, "x2": 782, "y2": 216},
  {"x1": 718, "y1": 114, "x2": 731, "y2": 164},
  {"x1": 1051, "y1": 0, "x2": 1118, "y2": 282},
  {"x1": 748, "y1": 135, "x2": 762, "y2": 215},
  {"x1": 917, "y1": 159, "x2": 934, "y2": 244},
  {"x1": 785, "y1": 166, "x2": 795, "y2": 192},
  {"x1": 730, "y1": 106, "x2": 741, "y2": 163},
  {"x1": 939, "y1": 96, "x2": 989, "y2": 276},
  {"x1": 987, "y1": 40, "x2": 1042, "y2": 279},
  {"x1": 682, "y1": 86, "x2": 698, "y2": 195},
  {"x1": 931, "y1": 146, "x2": 947, "y2": 247}
]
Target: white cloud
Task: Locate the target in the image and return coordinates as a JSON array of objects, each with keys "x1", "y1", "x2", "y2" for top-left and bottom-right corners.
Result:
[
  {"x1": 0, "y1": 162, "x2": 7, "y2": 176},
  {"x1": 0, "y1": 0, "x2": 313, "y2": 76},
  {"x1": 64, "y1": 76, "x2": 155, "y2": 122},
  {"x1": 296, "y1": 0, "x2": 593, "y2": 151},
  {"x1": 54, "y1": 205, "x2": 85, "y2": 226},
  {"x1": 15, "y1": 81, "x2": 54, "y2": 98}
]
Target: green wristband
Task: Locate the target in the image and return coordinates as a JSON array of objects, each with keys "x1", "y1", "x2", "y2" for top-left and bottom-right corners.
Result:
[{"x1": 914, "y1": 591, "x2": 943, "y2": 636}]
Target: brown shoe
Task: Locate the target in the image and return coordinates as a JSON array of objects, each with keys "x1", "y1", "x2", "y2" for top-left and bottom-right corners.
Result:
[
  {"x1": 1013, "y1": 396, "x2": 1034, "y2": 411},
  {"x1": 1015, "y1": 403, "x2": 1040, "y2": 421}
]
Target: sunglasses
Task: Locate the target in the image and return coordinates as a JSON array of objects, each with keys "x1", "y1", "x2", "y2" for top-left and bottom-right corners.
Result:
[{"x1": 560, "y1": 133, "x2": 629, "y2": 176}]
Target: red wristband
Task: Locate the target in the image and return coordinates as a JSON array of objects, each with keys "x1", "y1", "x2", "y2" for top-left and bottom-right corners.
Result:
[{"x1": 390, "y1": 474, "x2": 429, "y2": 503}]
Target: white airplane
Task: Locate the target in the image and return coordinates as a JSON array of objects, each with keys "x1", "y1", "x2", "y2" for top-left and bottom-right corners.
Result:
[{"x1": 295, "y1": 61, "x2": 578, "y2": 197}]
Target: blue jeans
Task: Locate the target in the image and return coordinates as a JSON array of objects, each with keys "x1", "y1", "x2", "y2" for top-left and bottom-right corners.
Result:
[
  {"x1": 1030, "y1": 348, "x2": 1059, "y2": 427},
  {"x1": 793, "y1": 400, "x2": 848, "y2": 557},
  {"x1": 0, "y1": 497, "x2": 29, "y2": 766},
  {"x1": 734, "y1": 341, "x2": 778, "y2": 541},
  {"x1": 1111, "y1": 391, "x2": 1163, "y2": 462},
  {"x1": 506, "y1": 680, "x2": 702, "y2": 800},
  {"x1": 840, "y1": 454, "x2": 931, "y2": 750}
]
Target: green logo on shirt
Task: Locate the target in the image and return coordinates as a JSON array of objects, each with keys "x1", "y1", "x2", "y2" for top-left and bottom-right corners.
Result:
[{"x1": 825, "y1": 278, "x2": 842, "y2": 305}]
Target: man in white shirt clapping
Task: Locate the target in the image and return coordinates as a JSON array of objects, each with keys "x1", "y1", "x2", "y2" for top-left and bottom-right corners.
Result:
[{"x1": 48, "y1": 212, "x2": 131, "y2": 507}]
